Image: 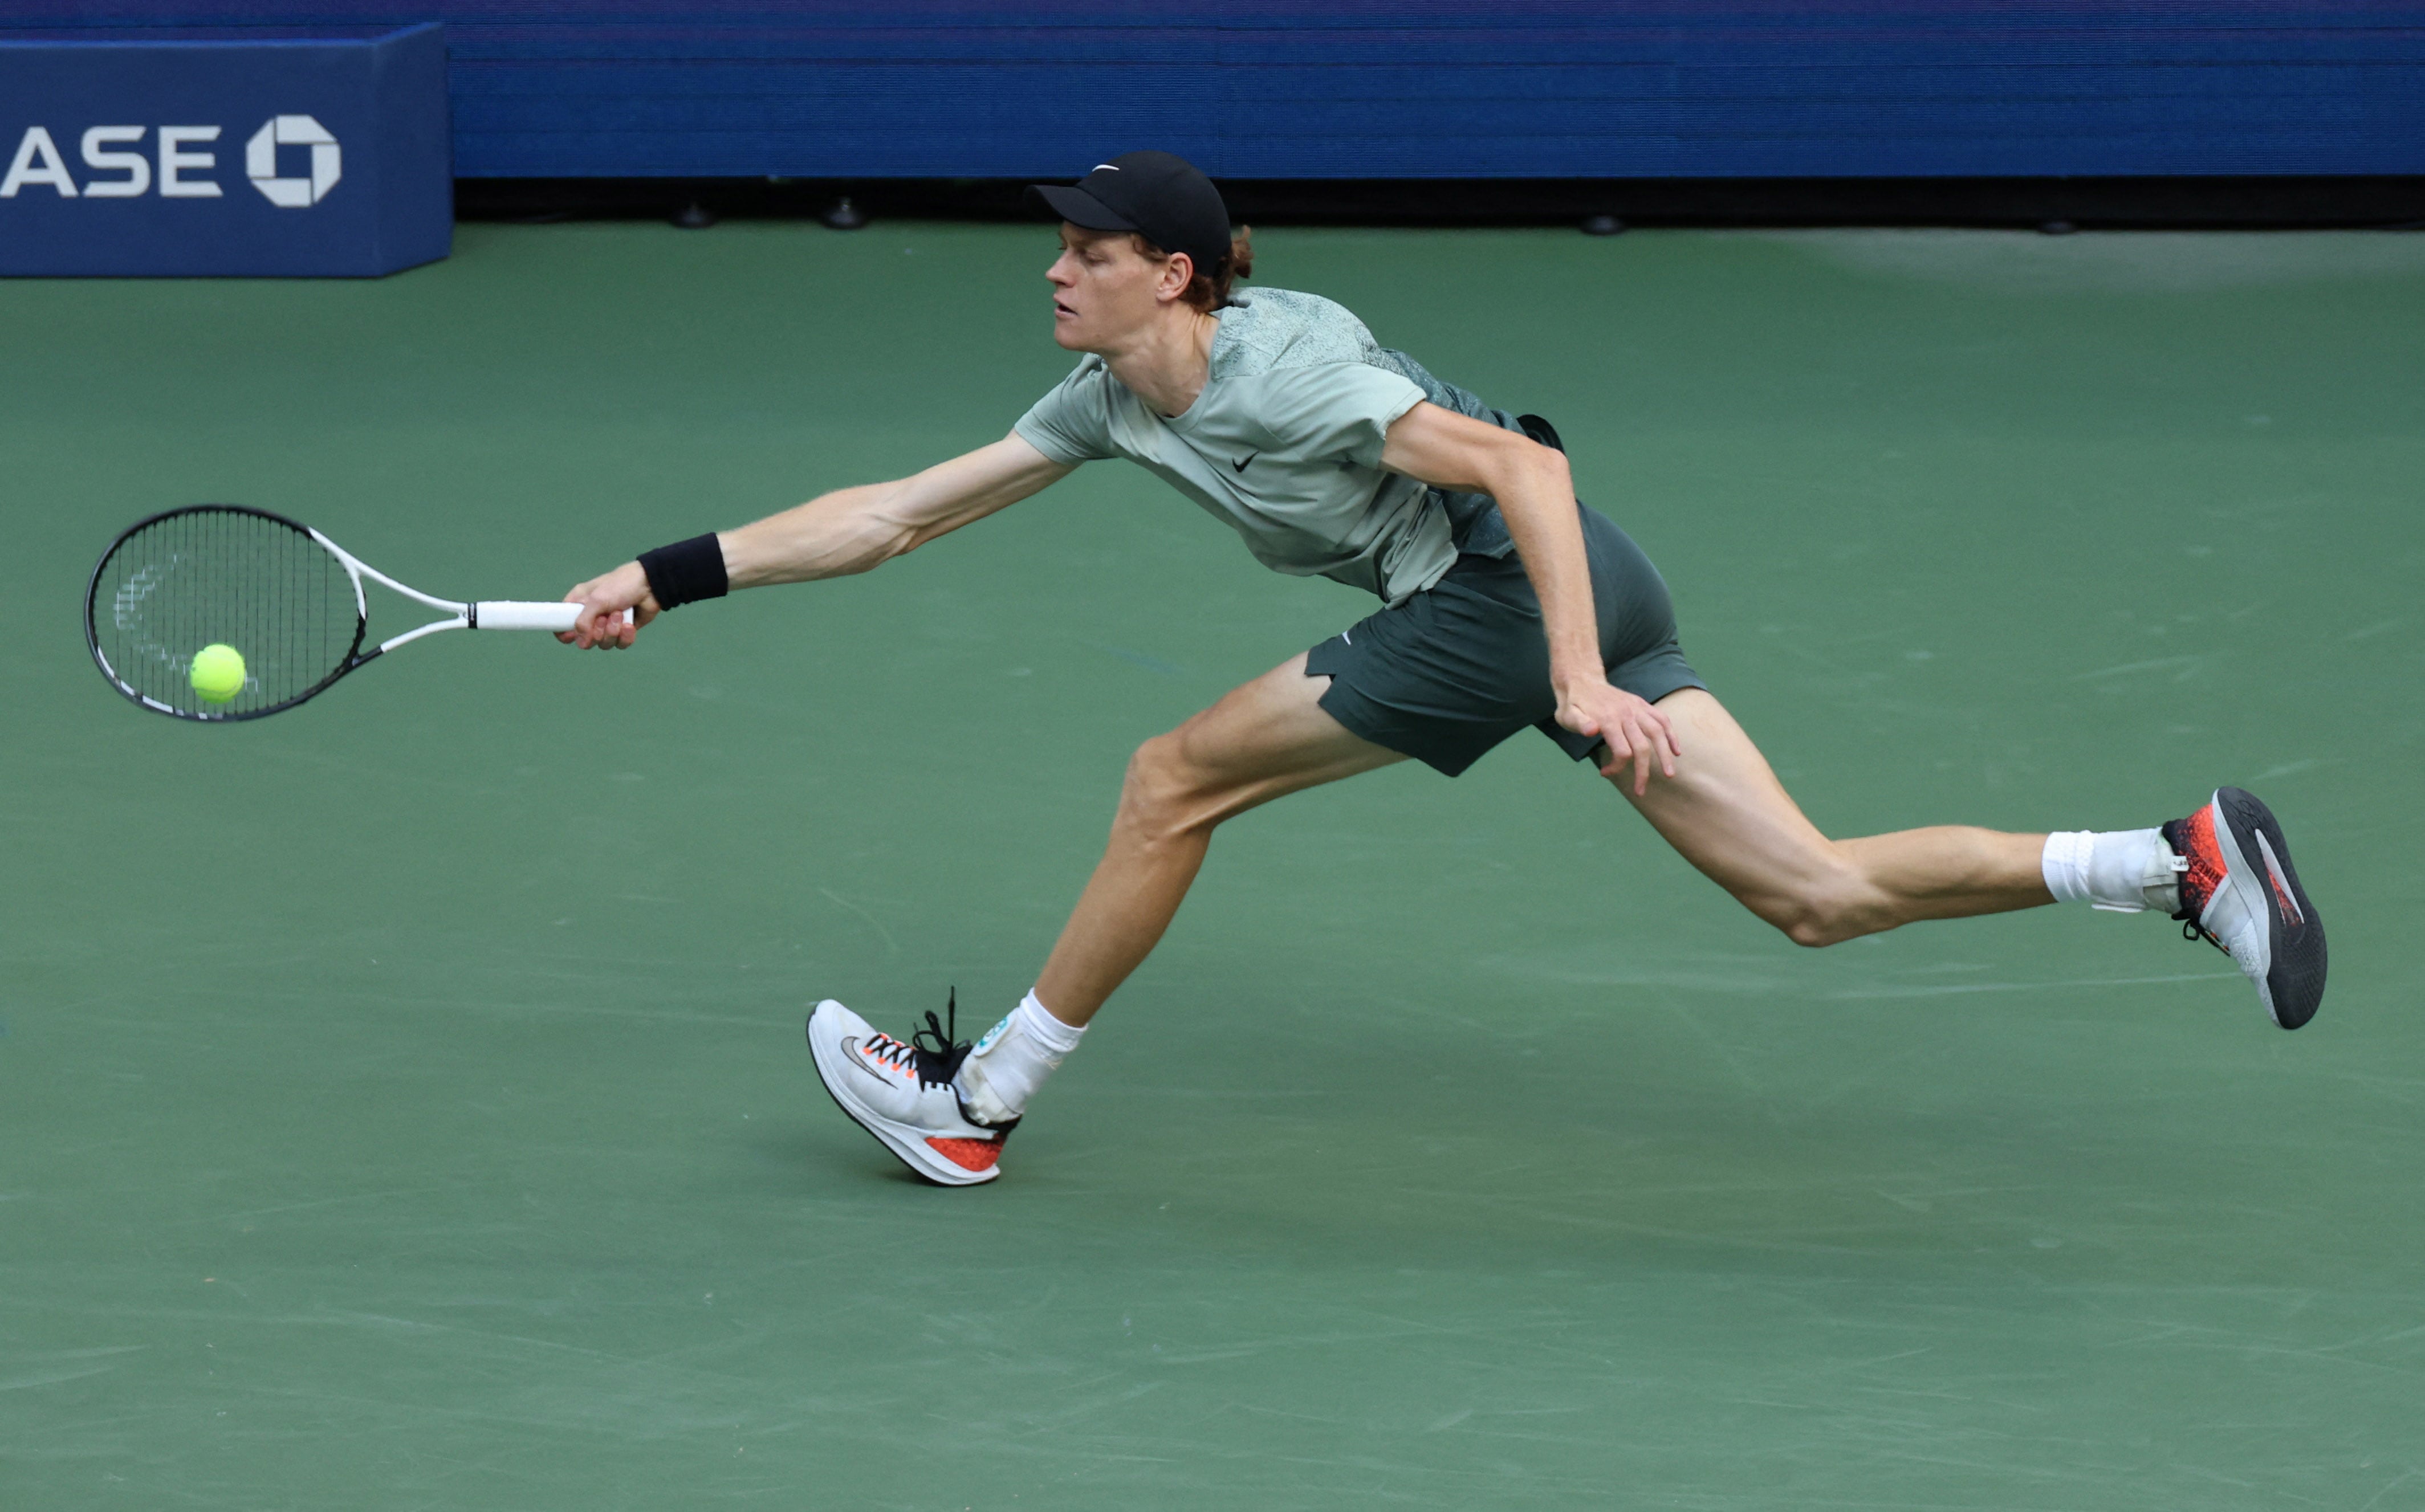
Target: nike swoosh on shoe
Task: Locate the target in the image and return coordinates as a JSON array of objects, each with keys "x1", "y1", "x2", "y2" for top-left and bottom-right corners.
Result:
[
  {"x1": 2255, "y1": 830, "x2": 2304, "y2": 927},
  {"x1": 2207, "y1": 786, "x2": 2327, "y2": 1030},
  {"x1": 838, "y1": 1036, "x2": 899, "y2": 1087}
]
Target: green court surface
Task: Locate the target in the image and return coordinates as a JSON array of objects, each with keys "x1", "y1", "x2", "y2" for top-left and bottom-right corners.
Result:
[{"x1": 7, "y1": 223, "x2": 2424, "y2": 1510}]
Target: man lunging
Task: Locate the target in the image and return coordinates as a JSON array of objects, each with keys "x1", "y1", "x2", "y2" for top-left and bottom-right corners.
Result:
[{"x1": 562, "y1": 153, "x2": 2326, "y2": 1186}]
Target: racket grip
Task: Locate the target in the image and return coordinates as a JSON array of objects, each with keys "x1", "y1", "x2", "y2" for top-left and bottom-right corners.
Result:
[{"x1": 473, "y1": 601, "x2": 632, "y2": 633}]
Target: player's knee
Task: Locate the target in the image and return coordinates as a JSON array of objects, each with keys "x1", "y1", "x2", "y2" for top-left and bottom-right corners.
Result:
[
  {"x1": 1118, "y1": 733, "x2": 1216, "y2": 839},
  {"x1": 1118, "y1": 735, "x2": 1182, "y2": 810}
]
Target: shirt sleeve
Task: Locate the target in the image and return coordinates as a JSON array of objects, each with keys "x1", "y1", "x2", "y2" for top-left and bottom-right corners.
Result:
[
  {"x1": 1247, "y1": 362, "x2": 1427, "y2": 469},
  {"x1": 1013, "y1": 359, "x2": 1117, "y2": 465}
]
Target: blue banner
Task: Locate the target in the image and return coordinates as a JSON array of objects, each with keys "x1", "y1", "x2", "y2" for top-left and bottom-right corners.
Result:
[
  {"x1": 0, "y1": 23, "x2": 449, "y2": 277},
  {"x1": 9, "y1": 9, "x2": 2418, "y2": 185}
]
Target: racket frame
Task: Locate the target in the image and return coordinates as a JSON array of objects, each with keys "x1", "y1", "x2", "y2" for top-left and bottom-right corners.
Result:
[{"x1": 86, "y1": 502, "x2": 600, "y2": 723}]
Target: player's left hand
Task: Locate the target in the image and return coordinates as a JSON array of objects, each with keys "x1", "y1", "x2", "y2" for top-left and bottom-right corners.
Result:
[{"x1": 1555, "y1": 677, "x2": 1682, "y2": 796}]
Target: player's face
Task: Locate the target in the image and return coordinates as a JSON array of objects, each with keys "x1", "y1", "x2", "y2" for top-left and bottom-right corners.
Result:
[{"x1": 1046, "y1": 225, "x2": 1183, "y2": 352}]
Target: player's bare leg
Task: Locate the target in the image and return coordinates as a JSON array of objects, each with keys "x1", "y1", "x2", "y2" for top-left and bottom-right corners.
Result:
[
  {"x1": 1614, "y1": 688, "x2": 2052, "y2": 944},
  {"x1": 808, "y1": 655, "x2": 1398, "y2": 1181},
  {"x1": 1614, "y1": 687, "x2": 2324, "y2": 1024},
  {"x1": 1034, "y1": 653, "x2": 1405, "y2": 1024},
  {"x1": 811, "y1": 679, "x2": 2328, "y2": 1185}
]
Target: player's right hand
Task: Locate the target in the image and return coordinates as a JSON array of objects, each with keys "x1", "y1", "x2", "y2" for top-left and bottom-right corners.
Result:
[{"x1": 561, "y1": 562, "x2": 660, "y2": 649}]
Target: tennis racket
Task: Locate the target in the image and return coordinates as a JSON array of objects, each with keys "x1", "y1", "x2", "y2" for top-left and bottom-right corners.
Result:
[{"x1": 85, "y1": 503, "x2": 625, "y2": 722}]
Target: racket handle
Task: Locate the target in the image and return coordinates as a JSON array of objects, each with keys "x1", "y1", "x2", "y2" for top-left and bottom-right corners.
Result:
[{"x1": 471, "y1": 602, "x2": 633, "y2": 633}]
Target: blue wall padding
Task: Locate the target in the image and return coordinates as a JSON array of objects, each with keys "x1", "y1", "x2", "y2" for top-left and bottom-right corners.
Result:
[
  {"x1": 15, "y1": 4, "x2": 2425, "y2": 180},
  {"x1": 0, "y1": 23, "x2": 451, "y2": 274}
]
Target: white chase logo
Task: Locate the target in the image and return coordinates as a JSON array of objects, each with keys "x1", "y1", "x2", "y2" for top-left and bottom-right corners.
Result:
[{"x1": 0, "y1": 116, "x2": 341, "y2": 207}]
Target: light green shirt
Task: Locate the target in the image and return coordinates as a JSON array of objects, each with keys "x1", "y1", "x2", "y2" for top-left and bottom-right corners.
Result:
[{"x1": 1015, "y1": 287, "x2": 1510, "y2": 605}]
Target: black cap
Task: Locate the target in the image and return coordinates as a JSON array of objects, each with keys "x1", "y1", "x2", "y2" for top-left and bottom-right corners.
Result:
[{"x1": 1028, "y1": 152, "x2": 1233, "y2": 279}]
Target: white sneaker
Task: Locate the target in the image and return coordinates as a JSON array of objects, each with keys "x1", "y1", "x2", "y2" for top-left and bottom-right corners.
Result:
[
  {"x1": 2162, "y1": 788, "x2": 2326, "y2": 1030},
  {"x1": 805, "y1": 994, "x2": 1014, "y2": 1185}
]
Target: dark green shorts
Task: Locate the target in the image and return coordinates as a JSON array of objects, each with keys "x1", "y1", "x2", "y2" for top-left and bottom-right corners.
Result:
[{"x1": 1304, "y1": 504, "x2": 1704, "y2": 777}]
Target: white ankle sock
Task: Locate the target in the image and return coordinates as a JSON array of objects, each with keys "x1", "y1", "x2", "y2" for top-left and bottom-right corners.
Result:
[
  {"x1": 2042, "y1": 829, "x2": 2182, "y2": 913},
  {"x1": 955, "y1": 991, "x2": 1084, "y2": 1126}
]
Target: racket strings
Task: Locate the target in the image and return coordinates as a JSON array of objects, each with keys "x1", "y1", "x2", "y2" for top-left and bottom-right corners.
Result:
[{"x1": 89, "y1": 507, "x2": 360, "y2": 719}]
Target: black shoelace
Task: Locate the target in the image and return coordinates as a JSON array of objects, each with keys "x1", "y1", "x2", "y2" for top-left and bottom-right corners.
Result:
[
  {"x1": 905, "y1": 987, "x2": 974, "y2": 1089},
  {"x1": 2172, "y1": 894, "x2": 2226, "y2": 953}
]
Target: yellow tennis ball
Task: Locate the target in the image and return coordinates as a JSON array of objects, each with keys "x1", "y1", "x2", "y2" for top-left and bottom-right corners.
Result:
[{"x1": 190, "y1": 643, "x2": 246, "y2": 703}]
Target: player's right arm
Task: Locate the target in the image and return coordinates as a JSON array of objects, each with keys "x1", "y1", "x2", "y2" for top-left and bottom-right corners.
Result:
[{"x1": 562, "y1": 433, "x2": 1071, "y2": 647}]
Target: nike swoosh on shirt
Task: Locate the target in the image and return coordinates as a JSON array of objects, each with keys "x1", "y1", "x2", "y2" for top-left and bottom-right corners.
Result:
[{"x1": 1231, "y1": 453, "x2": 1256, "y2": 472}]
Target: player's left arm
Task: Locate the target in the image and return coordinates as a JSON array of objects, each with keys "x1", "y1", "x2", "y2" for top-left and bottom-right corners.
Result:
[{"x1": 1378, "y1": 401, "x2": 1679, "y2": 793}]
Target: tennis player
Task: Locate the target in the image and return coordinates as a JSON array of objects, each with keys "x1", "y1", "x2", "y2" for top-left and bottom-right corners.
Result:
[{"x1": 562, "y1": 152, "x2": 2326, "y2": 1187}]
